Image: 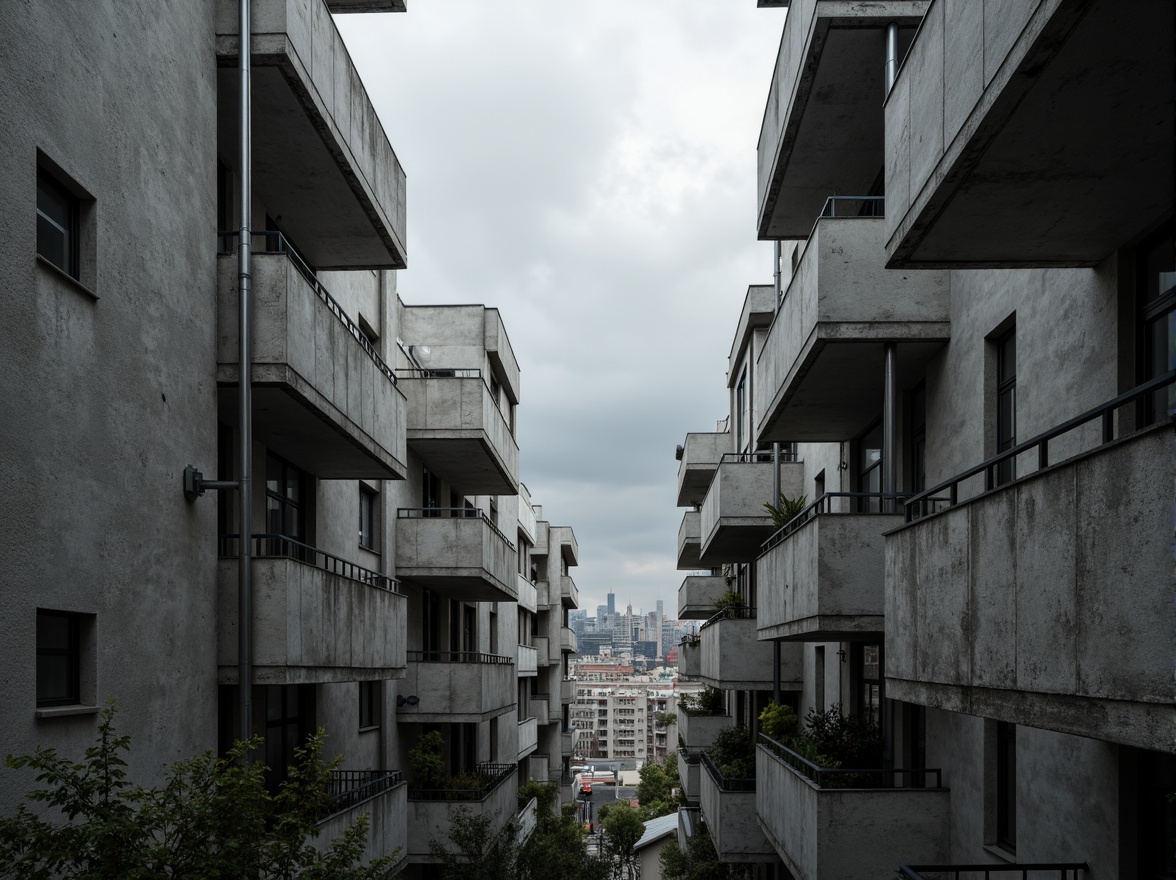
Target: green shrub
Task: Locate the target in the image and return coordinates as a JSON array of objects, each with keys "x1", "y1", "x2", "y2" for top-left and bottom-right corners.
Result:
[
  {"x1": 763, "y1": 493, "x2": 809, "y2": 528},
  {"x1": 408, "y1": 731, "x2": 445, "y2": 789},
  {"x1": 758, "y1": 701, "x2": 799, "y2": 742},
  {"x1": 706, "y1": 726, "x2": 754, "y2": 781}
]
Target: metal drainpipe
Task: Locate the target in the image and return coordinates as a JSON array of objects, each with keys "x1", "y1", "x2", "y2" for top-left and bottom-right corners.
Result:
[
  {"x1": 772, "y1": 240, "x2": 783, "y2": 706},
  {"x1": 238, "y1": 0, "x2": 254, "y2": 746},
  {"x1": 882, "y1": 22, "x2": 899, "y2": 768},
  {"x1": 885, "y1": 22, "x2": 899, "y2": 94}
]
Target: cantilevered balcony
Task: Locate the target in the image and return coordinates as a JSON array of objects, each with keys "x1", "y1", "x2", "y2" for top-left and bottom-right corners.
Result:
[
  {"x1": 678, "y1": 750, "x2": 701, "y2": 803},
  {"x1": 885, "y1": 0, "x2": 1173, "y2": 267},
  {"x1": 397, "y1": 369, "x2": 519, "y2": 495},
  {"x1": 757, "y1": 493, "x2": 905, "y2": 641},
  {"x1": 756, "y1": 212, "x2": 949, "y2": 442},
  {"x1": 677, "y1": 640, "x2": 702, "y2": 679},
  {"x1": 216, "y1": 246, "x2": 407, "y2": 479},
  {"x1": 396, "y1": 651, "x2": 515, "y2": 723},
  {"x1": 530, "y1": 694, "x2": 551, "y2": 727},
  {"x1": 518, "y1": 575, "x2": 538, "y2": 614},
  {"x1": 406, "y1": 764, "x2": 517, "y2": 863},
  {"x1": 700, "y1": 754, "x2": 774, "y2": 862},
  {"x1": 679, "y1": 709, "x2": 735, "y2": 754},
  {"x1": 561, "y1": 727, "x2": 575, "y2": 757},
  {"x1": 887, "y1": 381, "x2": 1175, "y2": 751},
  {"x1": 551, "y1": 525, "x2": 580, "y2": 568},
  {"x1": 677, "y1": 510, "x2": 702, "y2": 570},
  {"x1": 560, "y1": 575, "x2": 579, "y2": 610},
  {"x1": 699, "y1": 452, "x2": 804, "y2": 565},
  {"x1": 395, "y1": 509, "x2": 517, "y2": 602},
  {"x1": 217, "y1": 534, "x2": 404, "y2": 684},
  {"x1": 560, "y1": 677, "x2": 577, "y2": 703},
  {"x1": 326, "y1": 0, "x2": 405, "y2": 10},
  {"x1": 678, "y1": 575, "x2": 727, "y2": 620},
  {"x1": 518, "y1": 717, "x2": 538, "y2": 760},
  {"x1": 757, "y1": 0, "x2": 926, "y2": 239},
  {"x1": 699, "y1": 609, "x2": 801, "y2": 691},
  {"x1": 560, "y1": 627, "x2": 578, "y2": 655},
  {"x1": 215, "y1": 0, "x2": 406, "y2": 268},
  {"x1": 533, "y1": 636, "x2": 552, "y2": 669},
  {"x1": 517, "y1": 643, "x2": 538, "y2": 677},
  {"x1": 316, "y1": 771, "x2": 407, "y2": 871},
  {"x1": 757, "y1": 737, "x2": 949, "y2": 880},
  {"x1": 676, "y1": 432, "x2": 729, "y2": 507}
]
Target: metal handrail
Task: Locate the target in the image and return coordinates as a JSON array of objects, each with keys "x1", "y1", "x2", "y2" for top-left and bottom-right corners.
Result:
[
  {"x1": 217, "y1": 231, "x2": 397, "y2": 386},
  {"x1": 322, "y1": 769, "x2": 402, "y2": 818},
  {"x1": 718, "y1": 450, "x2": 801, "y2": 464},
  {"x1": 820, "y1": 195, "x2": 885, "y2": 218},
  {"x1": 407, "y1": 762, "x2": 517, "y2": 801},
  {"x1": 396, "y1": 507, "x2": 517, "y2": 551},
  {"x1": 760, "y1": 492, "x2": 911, "y2": 553},
  {"x1": 699, "y1": 752, "x2": 755, "y2": 792},
  {"x1": 758, "y1": 734, "x2": 942, "y2": 789},
  {"x1": 897, "y1": 864, "x2": 1087, "y2": 880},
  {"x1": 699, "y1": 605, "x2": 756, "y2": 631},
  {"x1": 217, "y1": 534, "x2": 397, "y2": 592},
  {"x1": 904, "y1": 370, "x2": 1176, "y2": 522},
  {"x1": 407, "y1": 650, "x2": 514, "y2": 665}
]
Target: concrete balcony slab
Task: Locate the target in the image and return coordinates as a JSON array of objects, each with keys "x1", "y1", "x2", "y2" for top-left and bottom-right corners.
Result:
[
  {"x1": 677, "y1": 432, "x2": 730, "y2": 507},
  {"x1": 885, "y1": 422, "x2": 1175, "y2": 750},
  {"x1": 757, "y1": 0, "x2": 927, "y2": 239},
  {"x1": 677, "y1": 510, "x2": 702, "y2": 570},
  {"x1": 217, "y1": 549, "x2": 405, "y2": 685},
  {"x1": 700, "y1": 455, "x2": 803, "y2": 565},
  {"x1": 560, "y1": 575, "x2": 579, "y2": 609},
  {"x1": 327, "y1": 0, "x2": 405, "y2": 11},
  {"x1": 757, "y1": 743, "x2": 949, "y2": 880},
  {"x1": 216, "y1": 253, "x2": 408, "y2": 479},
  {"x1": 399, "y1": 373, "x2": 519, "y2": 495},
  {"x1": 551, "y1": 525, "x2": 580, "y2": 568},
  {"x1": 678, "y1": 641, "x2": 702, "y2": 679},
  {"x1": 560, "y1": 627, "x2": 578, "y2": 655},
  {"x1": 406, "y1": 766, "x2": 517, "y2": 863},
  {"x1": 699, "y1": 613, "x2": 801, "y2": 691},
  {"x1": 678, "y1": 750, "x2": 701, "y2": 804},
  {"x1": 700, "y1": 756, "x2": 774, "y2": 862},
  {"x1": 758, "y1": 501, "x2": 903, "y2": 641},
  {"x1": 561, "y1": 677, "x2": 577, "y2": 704},
  {"x1": 885, "y1": 0, "x2": 1173, "y2": 268},
  {"x1": 518, "y1": 717, "x2": 538, "y2": 760},
  {"x1": 517, "y1": 643, "x2": 538, "y2": 677},
  {"x1": 396, "y1": 652, "x2": 515, "y2": 723},
  {"x1": 518, "y1": 575, "x2": 538, "y2": 613},
  {"x1": 215, "y1": 0, "x2": 406, "y2": 268},
  {"x1": 755, "y1": 217, "x2": 949, "y2": 442},
  {"x1": 678, "y1": 575, "x2": 728, "y2": 620},
  {"x1": 678, "y1": 710, "x2": 735, "y2": 754},
  {"x1": 533, "y1": 636, "x2": 552, "y2": 668},
  {"x1": 316, "y1": 773, "x2": 407, "y2": 871},
  {"x1": 395, "y1": 511, "x2": 517, "y2": 603}
]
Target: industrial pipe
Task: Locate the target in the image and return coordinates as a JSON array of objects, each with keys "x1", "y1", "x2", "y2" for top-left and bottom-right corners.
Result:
[{"x1": 238, "y1": 0, "x2": 254, "y2": 746}]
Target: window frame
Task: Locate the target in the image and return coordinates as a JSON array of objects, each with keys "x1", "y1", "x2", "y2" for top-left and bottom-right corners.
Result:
[
  {"x1": 996, "y1": 721, "x2": 1017, "y2": 852},
  {"x1": 36, "y1": 609, "x2": 81, "y2": 708},
  {"x1": 358, "y1": 680, "x2": 380, "y2": 731},
  {"x1": 36, "y1": 168, "x2": 79, "y2": 279},
  {"x1": 358, "y1": 484, "x2": 377, "y2": 551},
  {"x1": 995, "y1": 328, "x2": 1017, "y2": 486}
]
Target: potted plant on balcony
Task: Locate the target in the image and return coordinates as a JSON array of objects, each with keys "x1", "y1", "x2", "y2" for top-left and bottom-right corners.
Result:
[
  {"x1": 711, "y1": 590, "x2": 745, "y2": 619},
  {"x1": 763, "y1": 493, "x2": 808, "y2": 529}
]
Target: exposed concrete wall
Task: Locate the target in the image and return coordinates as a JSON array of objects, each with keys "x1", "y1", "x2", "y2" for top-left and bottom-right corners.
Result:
[
  {"x1": 679, "y1": 710, "x2": 735, "y2": 752},
  {"x1": 0, "y1": 0, "x2": 220, "y2": 810},
  {"x1": 397, "y1": 659, "x2": 515, "y2": 723},
  {"x1": 700, "y1": 617, "x2": 801, "y2": 691},
  {"x1": 406, "y1": 773, "x2": 518, "y2": 860},
  {"x1": 700, "y1": 763, "x2": 775, "y2": 861},
  {"x1": 314, "y1": 781, "x2": 408, "y2": 872}
]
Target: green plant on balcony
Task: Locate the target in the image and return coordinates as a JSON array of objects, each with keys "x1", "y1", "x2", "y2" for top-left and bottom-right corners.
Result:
[
  {"x1": 408, "y1": 730, "x2": 446, "y2": 790},
  {"x1": 712, "y1": 590, "x2": 745, "y2": 617},
  {"x1": 706, "y1": 726, "x2": 755, "y2": 782},
  {"x1": 795, "y1": 706, "x2": 883, "y2": 775},
  {"x1": 679, "y1": 686, "x2": 724, "y2": 717},
  {"x1": 763, "y1": 493, "x2": 808, "y2": 528},
  {"x1": 757, "y1": 701, "x2": 799, "y2": 742}
]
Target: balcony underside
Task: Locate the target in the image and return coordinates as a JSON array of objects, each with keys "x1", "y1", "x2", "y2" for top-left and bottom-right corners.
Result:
[
  {"x1": 327, "y1": 0, "x2": 405, "y2": 10},
  {"x1": 408, "y1": 435, "x2": 516, "y2": 496},
  {"x1": 395, "y1": 571, "x2": 513, "y2": 604},
  {"x1": 886, "y1": 0, "x2": 1174, "y2": 268},
  {"x1": 759, "y1": 338, "x2": 945, "y2": 442},
  {"x1": 699, "y1": 521, "x2": 778, "y2": 566}
]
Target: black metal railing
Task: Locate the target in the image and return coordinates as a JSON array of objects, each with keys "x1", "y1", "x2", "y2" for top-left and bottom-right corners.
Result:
[
  {"x1": 700, "y1": 752, "x2": 755, "y2": 792},
  {"x1": 396, "y1": 508, "x2": 517, "y2": 551},
  {"x1": 820, "y1": 195, "x2": 885, "y2": 218},
  {"x1": 322, "y1": 769, "x2": 402, "y2": 818},
  {"x1": 759, "y1": 492, "x2": 912, "y2": 554},
  {"x1": 758, "y1": 734, "x2": 941, "y2": 789},
  {"x1": 677, "y1": 748, "x2": 701, "y2": 765},
  {"x1": 218, "y1": 534, "x2": 397, "y2": 591},
  {"x1": 407, "y1": 650, "x2": 514, "y2": 665},
  {"x1": 217, "y1": 231, "x2": 396, "y2": 387},
  {"x1": 904, "y1": 370, "x2": 1176, "y2": 523},
  {"x1": 718, "y1": 450, "x2": 802, "y2": 464},
  {"x1": 699, "y1": 605, "x2": 756, "y2": 631},
  {"x1": 407, "y1": 762, "x2": 516, "y2": 802},
  {"x1": 897, "y1": 864, "x2": 1087, "y2": 880}
]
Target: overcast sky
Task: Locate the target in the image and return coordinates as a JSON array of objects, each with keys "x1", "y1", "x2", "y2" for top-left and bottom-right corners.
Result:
[{"x1": 337, "y1": 2, "x2": 787, "y2": 619}]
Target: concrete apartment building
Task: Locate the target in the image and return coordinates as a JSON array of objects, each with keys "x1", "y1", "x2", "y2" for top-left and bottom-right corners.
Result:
[
  {"x1": 570, "y1": 684, "x2": 676, "y2": 764},
  {"x1": 676, "y1": 1, "x2": 1173, "y2": 877},
  {"x1": 0, "y1": 0, "x2": 581, "y2": 872}
]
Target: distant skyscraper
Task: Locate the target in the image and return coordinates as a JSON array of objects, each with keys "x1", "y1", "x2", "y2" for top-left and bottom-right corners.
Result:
[{"x1": 607, "y1": 592, "x2": 615, "y2": 616}]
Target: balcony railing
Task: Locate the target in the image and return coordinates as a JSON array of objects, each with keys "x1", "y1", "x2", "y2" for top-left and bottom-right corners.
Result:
[
  {"x1": 818, "y1": 195, "x2": 884, "y2": 219},
  {"x1": 218, "y1": 533, "x2": 396, "y2": 591},
  {"x1": 757, "y1": 734, "x2": 940, "y2": 789},
  {"x1": 700, "y1": 752, "x2": 755, "y2": 793},
  {"x1": 323, "y1": 769, "x2": 403, "y2": 818},
  {"x1": 218, "y1": 231, "x2": 396, "y2": 386},
  {"x1": 904, "y1": 371, "x2": 1176, "y2": 522},
  {"x1": 760, "y1": 493, "x2": 910, "y2": 554},
  {"x1": 406, "y1": 650, "x2": 513, "y2": 664},
  {"x1": 699, "y1": 605, "x2": 756, "y2": 631},
  {"x1": 406, "y1": 762, "x2": 516, "y2": 801},
  {"x1": 897, "y1": 865, "x2": 1087, "y2": 880},
  {"x1": 718, "y1": 449, "x2": 801, "y2": 464}
]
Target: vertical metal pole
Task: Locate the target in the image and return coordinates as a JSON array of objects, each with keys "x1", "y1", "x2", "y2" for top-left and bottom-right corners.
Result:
[
  {"x1": 885, "y1": 23, "x2": 899, "y2": 95},
  {"x1": 883, "y1": 343, "x2": 897, "y2": 511},
  {"x1": 772, "y1": 240, "x2": 783, "y2": 509},
  {"x1": 238, "y1": 0, "x2": 254, "y2": 746},
  {"x1": 773, "y1": 641, "x2": 781, "y2": 705}
]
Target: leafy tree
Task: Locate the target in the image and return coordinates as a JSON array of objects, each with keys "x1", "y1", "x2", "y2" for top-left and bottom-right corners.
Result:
[
  {"x1": 660, "y1": 830, "x2": 750, "y2": 880},
  {"x1": 0, "y1": 704, "x2": 394, "y2": 879},
  {"x1": 705, "y1": 726, "x2": 754, "y2": 781},
  {"x1": 429, "y1": 807, "x2": 519, "y2": 880},
  {"x1": 600, "y1": 802, "x2": 644, "y2": 880},
  {"x1": 635, "y1": 756, "x2": 681, "y2": 820}
]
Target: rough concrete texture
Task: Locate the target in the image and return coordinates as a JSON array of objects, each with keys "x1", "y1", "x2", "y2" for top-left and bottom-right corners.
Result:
[
  {"x1": 886, "y1": 425, "x2": 1175, "y2": 750},
  {"x1": 700, "y1": 459, "x2": 804, "y2": 564},
  {"x1": 518, "y1": 716, "x2": 538, "y2": 759},
  {"x1": 886, "y1": 0, "x2": 1173, "y2": 266},
  {"x1": 679, "y1": 710, "x2": 736, "y2": 752},
  {"x1": 400, "y1": 375, "x2": 519, "y2": 494},
  {"x1": 396, "y1": 657, "x2": 515, "y2": 723},
  {"x1": 679, "y1": 751, "x2": 702, "y2": 802},
  {"x1": 0, "y1": 0, "x2": 221, "y2": 811},
  {"x1": 677, "y1": 510, "x2": 702, "y2": 569},
  {"x1": 677, "y1": 432, "x2": 730, "y2": 506},
  {"x1": 758, "y1": 512, "x2": 902, "y2": 641},
  {"x1": 700, "y1": 761, "x2": 776, "y2": 861},
  {"x1": 700, "y1": 617, "x2": 802, "y2": 691},
  {"x1": 216, "y1": 558, "x2": 406, "y2": 683},
  {"x1": 679, "y1": 575, "x2": 729, "y2": 619},
  {"x1": 679, "y1": 643, "x2": 703, "y2": 679},
  {"x1": 314, "y1": 780, "x2": 408, "y2": 872},
  {"x1": 560, "y1": 575, "x2": 580, "y2": 609},
  {"x1": 757, "y1": 0, "x2": 927, "y2": 237},
  {"x1": 215, "y1": 0, "x2": 407, "y2": 268},
  {"x1": 551, "y1": 525, "x2": 580, "y2": 567},
  {"x1": 755, "y1": 217, "x2": 950, "y2": 442},
  {"x1": 757, "y1": 745, "x2": 950, "y2": 880},
  {"x1": 517, "y1": 643, "x2": 539, "y2": 676},
  {"x1": 560, "y1": 627, "x2": 578, "y2": 657},
  {"x1": 395, "y1": 515, "x2": 517, "y2": 602},
  {"x1": 217, "y1": 255, "x2": 408, "y2": 478},
  {"x1": 406, "y1": 772, "x2": 518, "y2": 860},
  {"x1": 399, "y1": 304, "x2": 521, "y2": 406},
  {"x1": 728, "y1": 285, "x2": 778, "y2": 376}
]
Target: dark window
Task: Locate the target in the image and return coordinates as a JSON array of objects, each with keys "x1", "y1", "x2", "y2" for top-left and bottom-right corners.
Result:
[
  {"x1": 37, "y1": 169, "x2": 79, "y2": 278},
  {"x1": 856, "y1": 420, "x2": 884, "y2": 512},
  {"x1": 359, "y1": 486, "x2": 376, "y2": 550},
  {"x1": 36, "y1": 610, "x2": 80, "y2": 707},
  {"x1": 996, "y1": 721, "x2": 1017, "y2": 851},
  {"x1": 1139, "y1": 226, "x2": 1175, "y2": 426},
  {"x1": 995, "y1": 329, "x2": 1017, "y2": 486},
  {"x1": 217, "y1": 160, "x2": 232, "y2": 253},
  {"x1": 359, "y1": 681, "x2": 379, "y2": 729},
  {"x1": 265, "y1": 685, "x2": 312, "y2": 793},
  {"x1": 266, "y1": 453, "x2": 305, "y2": 543},
  {"x1": 422, "y1": 467, "x2": 440, "y2": 516},
  {"x1": 908, "y1": 383, "x2": 927, "y2": 493},
  {"x1": 856, "y1": 643, "x2": 882, "y2": 726},
  {"x1": 735, "y1": 369, "x2": 749, "y2": 452}
]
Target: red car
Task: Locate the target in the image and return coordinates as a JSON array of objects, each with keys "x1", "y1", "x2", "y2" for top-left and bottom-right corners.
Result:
[{"x1": 580, "y1": 782, "x2": 592, "y2": 797}]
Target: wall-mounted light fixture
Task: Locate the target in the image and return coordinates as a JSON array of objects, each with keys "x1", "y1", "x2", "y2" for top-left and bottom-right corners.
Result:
[{"x1": 397, "y1": 695, "x2": 420, "y2": 708}]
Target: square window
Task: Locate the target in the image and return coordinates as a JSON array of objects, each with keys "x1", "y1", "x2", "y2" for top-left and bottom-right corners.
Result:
[
  {"x1": 36, "y1": 610, "x2": 81, "y2": 707},
  {"x1": 358, "y1": 681, "x2": 379, "y2": 730},
  {"x1": 359, "y1": 486, "x2": 377, "y2": 550}
]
